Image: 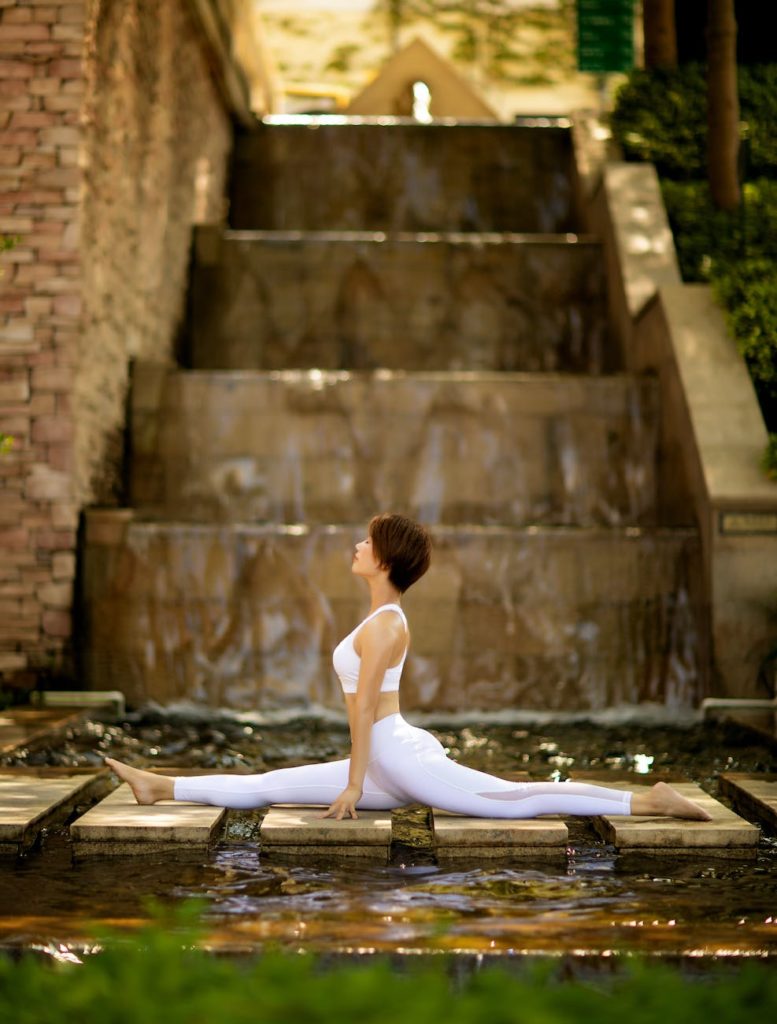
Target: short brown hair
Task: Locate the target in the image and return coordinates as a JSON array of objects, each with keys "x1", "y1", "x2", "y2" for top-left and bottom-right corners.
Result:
[{"x1": 369, "y1": 513, "x2": 432, "y2": 593}]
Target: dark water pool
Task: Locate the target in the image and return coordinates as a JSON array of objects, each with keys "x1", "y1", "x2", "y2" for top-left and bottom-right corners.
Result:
[{"x1": 1, "y1": 711, "x2": 775, "y2": 959}]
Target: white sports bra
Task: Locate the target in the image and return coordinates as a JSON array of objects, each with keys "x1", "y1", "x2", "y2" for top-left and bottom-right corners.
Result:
[{"x1": 332, "y1": 604, "x2": 408, "y2": 694}]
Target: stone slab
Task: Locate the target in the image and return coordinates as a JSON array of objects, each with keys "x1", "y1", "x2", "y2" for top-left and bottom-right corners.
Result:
[
  {"x1": 189, "y1": 232, "x2": 607, "y2": 373},
  {"x1": 70, "y1": 775, "x2": 227, "y2": 857},
  {"x1": 260, "y1": 806, "x2": 392, "y2": 859},
  {"x1": 0, "y1": 769, "x2": 105, "y2": 854},
  {"x1": 719, "y1": 773, "x2": 777, "y2": 834},
  {"x1": 432, "y1": 809, "x2": 568, "y2": 860},
  {"x1": 591, "y1": 781, "x2": 759, "y2": 855},
  {"x1": 81, "y1": 521, "x2": 706, "y2": 713},
  {"x1": 132, "y1": 369, "x2": 658, "y2": 527},
  {"x1": 231, "y1": 122, "x2": 575, "y2": 233}
]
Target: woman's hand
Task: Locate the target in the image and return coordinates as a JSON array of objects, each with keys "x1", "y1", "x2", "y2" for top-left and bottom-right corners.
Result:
[{"x1": 320, "y1": 784, "x2": 362, "y2": 820}]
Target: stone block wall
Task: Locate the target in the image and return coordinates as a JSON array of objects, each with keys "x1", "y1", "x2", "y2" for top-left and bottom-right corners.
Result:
[{"x1": 0, "y1": 0, "x2": 235, "y2": 687}]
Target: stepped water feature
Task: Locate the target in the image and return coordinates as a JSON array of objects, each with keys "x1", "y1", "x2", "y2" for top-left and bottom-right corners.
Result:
[{"x1": 81, "y1": 119, "x2": 708, "y2": 714}]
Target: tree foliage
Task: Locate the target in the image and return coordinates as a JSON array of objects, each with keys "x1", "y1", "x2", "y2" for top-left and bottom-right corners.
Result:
[{"x1": 612, "y1": 64, "x2": 777, "y2": 467}]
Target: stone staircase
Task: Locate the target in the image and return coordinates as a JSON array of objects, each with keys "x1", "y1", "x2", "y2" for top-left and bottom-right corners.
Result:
[{"x1": 81, "y1": 119, "x2": 707, "y2": 715}]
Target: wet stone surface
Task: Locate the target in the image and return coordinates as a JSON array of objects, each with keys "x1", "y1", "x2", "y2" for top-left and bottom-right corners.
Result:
[
  {"x1": 0, "y1": 712, "x2": 775, "y2": 957},
  {"x1": 80, "y1": 523, "x2": 707, "y2": 712},
  {"x1": 2, "y1": 711, "x2": 774, "y2": 787}
]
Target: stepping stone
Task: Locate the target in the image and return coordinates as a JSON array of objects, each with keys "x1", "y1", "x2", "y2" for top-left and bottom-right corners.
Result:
[
  {"x1": 260, "y1": 806, "x2": 392, "y2": 859},
  {"x1": 430, "y1": 770, "x2": 567, "y2": 861},
  {"x1": 719, "y1": 773, "x2": 777, "y2": 833},
  {"x1": 0, "y1": 768, "x2": 105, "y2": 855},
  {"x1": 590, "y1": 781, "x2": 760, "y2": 856},
  {"x1": 432, "y1": 810, "x2": 568, "y2": 860},
  {"x1": 70, "y1": 771, "x2": 226, "y2": 857}
]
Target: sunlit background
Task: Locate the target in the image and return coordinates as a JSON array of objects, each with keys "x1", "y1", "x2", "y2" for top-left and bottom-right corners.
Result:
[{"x1": 255, "y1": 0, "x2": 605, "y2": 117}]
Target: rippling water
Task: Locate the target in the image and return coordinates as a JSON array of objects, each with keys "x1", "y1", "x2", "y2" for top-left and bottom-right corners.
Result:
[{"x1": 1, "y1": 712, "x2": 775, "y2": 958}]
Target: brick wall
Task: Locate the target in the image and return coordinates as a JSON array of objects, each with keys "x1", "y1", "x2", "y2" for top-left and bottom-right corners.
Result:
[{"x1": 0, "y1": 0, "x2": 233, "y2": 688}]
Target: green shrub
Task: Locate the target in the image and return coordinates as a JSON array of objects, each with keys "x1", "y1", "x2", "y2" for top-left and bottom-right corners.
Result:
[
  {"x1": 763, "y1": 434, "x2": 777, "y2": 480},
  {"x1": 713, "y1": 259, "x2": 777, "y2": 432},
  {"x1": 612, "y1": 67, "x2": 777, "y2": 444},
  {"x1": 611, "y1": 63, "x2": 777, "y2": 180},
  {"x1": 660, "y1": 179, "x2": 777, "y2": 280},
  {"x1": 0, "y1": 906, "x2": 776, "y2": 1023},
  {"x1": 739, "y1": 64, "x2": 777, "y2": 177},
  {"x1": 659, "y1": 182, "x2": 777, "y2": 431},
  {"x1": 610, "y1": 64, "x2": 708, "y2": 179}
]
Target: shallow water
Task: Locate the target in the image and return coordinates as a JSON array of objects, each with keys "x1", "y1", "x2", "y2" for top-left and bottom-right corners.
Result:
[{"x1": 1, "y1": 713, "x2": 775, "y2": 958}]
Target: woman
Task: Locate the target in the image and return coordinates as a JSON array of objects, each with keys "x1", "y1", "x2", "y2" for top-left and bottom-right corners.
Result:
[{"x1": 106, "y1": 513, "x2": 711, "y2": 822}]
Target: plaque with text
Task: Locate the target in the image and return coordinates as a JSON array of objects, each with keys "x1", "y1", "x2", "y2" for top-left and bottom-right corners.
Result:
[
  {"x1": 719, "y1": 511, "x2": 777, "y2": 535},
  {"x1": 577, "y1": 0, "x2": 635, "y2": 73}
]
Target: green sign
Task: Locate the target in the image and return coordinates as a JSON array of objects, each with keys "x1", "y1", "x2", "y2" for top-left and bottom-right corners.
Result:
[{"x1": 577, "y1": 0, "x2": 635, "y2": 73}]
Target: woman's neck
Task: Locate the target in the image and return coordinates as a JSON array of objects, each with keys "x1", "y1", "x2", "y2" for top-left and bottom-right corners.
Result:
[{"x1": 367, "y1": 579, "x2": 401, "y2": 613}]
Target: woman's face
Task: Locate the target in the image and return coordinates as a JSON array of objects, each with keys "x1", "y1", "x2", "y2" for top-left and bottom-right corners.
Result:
[{"x1": 351, "y1": 532, "x2": 384, "y2": 580}]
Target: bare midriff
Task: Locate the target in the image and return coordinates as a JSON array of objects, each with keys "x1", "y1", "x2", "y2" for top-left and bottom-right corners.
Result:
[{"x1": 344, "y1": 690, "x2": 401, "y2": 731}]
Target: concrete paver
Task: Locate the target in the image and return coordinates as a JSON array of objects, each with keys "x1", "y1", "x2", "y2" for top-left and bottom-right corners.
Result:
[
  {"x1": 0, "y1": 769, "x2": 105, "y2": 854},
  {"x1": 719, "y1": 773, "x2": 777, "y2": 834},
  {"x1": 70, "y1": 776, "x2": 226, "y2": 857},
  {"x1": 260, "y1": 806, "x2": 392, "y2": 859},
  {"x1": 432, "y1": 810, "x2": 568, "y2": 860},
  {"x1": 591, "y1": 781, "x2": 760, "y2": 855}
]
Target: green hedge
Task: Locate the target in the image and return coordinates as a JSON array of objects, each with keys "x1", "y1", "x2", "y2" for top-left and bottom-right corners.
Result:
[
  {"x1": 659, "y1": 181, "x2": 777, "y2": 433},
  {"x1": 610, "y1": 63, "x2": 777, "y2": 180},
  {"x1": 609, "y1": 64, "x2": 707, "y2": 178},
  {"x1": 660, "y1": 179, "x2": 777, "y2": 281},
  {"x1": 0, "y1": 908, "x2": 776, "y2": 1024},
  {"x1": 611, "y1": 65, "x2": 777, "y2": 456}
]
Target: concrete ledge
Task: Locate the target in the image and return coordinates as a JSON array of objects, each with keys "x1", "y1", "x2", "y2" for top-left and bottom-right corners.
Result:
[
  {"x1": 260, "y1": 806, "x2": 392, "y2": 859},
  {"x1": 602, "y1": 162, "x2": 682, "y2": 321},
  {"x1": 643, "y1": 285, "x2": 774, "y2": 505},
  {"x1": 0, "y1": 769, "x2": 107, "y2": 855},
  {"x1": 433, "y1": 810, "x2": 568, "y2": 860},
  {"x1": 634, "y1": 286, "x2": 777, "y2": 698},
  {"x1": 70, "y1": 775, "x2": 227, "y2": 858},
  {"x1": 592, "y1": 781, "x2": 759, "y2": 855},
  {"x1": 719, "y1": 773, "x2": 777, "y2": 833},
  {"x1": 578, "y1": 134, "x2": 777, "y2": 702}
]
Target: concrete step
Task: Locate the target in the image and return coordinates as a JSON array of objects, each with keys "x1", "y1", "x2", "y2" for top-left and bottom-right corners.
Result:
[
  {"x1": 131, "y1": 366, "x2": 659, "y2": 528},
  {"x1": 591, "y1": 781, "x2": 760, "y2": 856},
  {"x1": 260, "y1": 806, "x2": 392, "y2": 859},
  {"x1": 432, "y1": 809, "x2": 567, "y2": 860},
  {"x1": 230, "y1": 120, "x2": 576, "y2": 234},
  {"x1": 70, "y1": 772, "x2": 227, "y2": 857},
  {"x1": 187, "y1": 229, "x2": 608, "y2": 373},
  {"x1": 0, "y1": 769, "x2": 106, "y2": 855},
  {"x1": 81, "y1": 517, "x2": 706, "y2": 714},
  {"x1": 719, "y1": 773, "x2": 777, "y2": 833}
]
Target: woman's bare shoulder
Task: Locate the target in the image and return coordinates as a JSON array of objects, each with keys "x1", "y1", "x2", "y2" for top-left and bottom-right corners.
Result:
[{"x1": 357, "y1": 609, "x2": 405, "y2": 652}]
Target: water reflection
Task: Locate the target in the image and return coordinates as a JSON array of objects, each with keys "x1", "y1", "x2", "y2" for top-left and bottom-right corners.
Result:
[{"x1": 0, "y1": 716, "x2": 774, "y2": 956}]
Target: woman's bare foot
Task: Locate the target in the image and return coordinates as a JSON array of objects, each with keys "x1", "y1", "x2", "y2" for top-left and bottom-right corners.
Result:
[
  {"x1": 631, "y1": 781, "x2": 713, "y2": 820},
  {"x1": 104, "y1": 757, "x2": 174, "y2": 805}
]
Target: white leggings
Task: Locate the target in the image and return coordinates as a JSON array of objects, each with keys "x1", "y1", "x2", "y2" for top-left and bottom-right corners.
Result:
[{"x1": 174, "y1": 714, "x2": 632, "y2": 818}]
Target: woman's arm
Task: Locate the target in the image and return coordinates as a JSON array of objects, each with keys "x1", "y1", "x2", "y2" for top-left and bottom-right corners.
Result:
[{"x1": 320, "y1": 617, "x2": 398, "y2": 820}]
